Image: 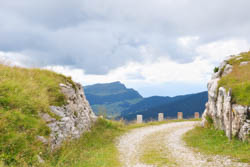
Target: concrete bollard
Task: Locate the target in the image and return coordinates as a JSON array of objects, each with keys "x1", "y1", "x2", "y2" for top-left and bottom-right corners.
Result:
[
  {"x1": 158, "y1": 113, "x2": 164, "y2": 121},
  {"x1": 137, "y1": 115, "x2": 143, "y2": 124},
  {"x1": 194, "y1": 112, "x2": 200, "y2": 119},
  {"x1": 177, "y1": 112, "x2": 183, "y2": 120}
]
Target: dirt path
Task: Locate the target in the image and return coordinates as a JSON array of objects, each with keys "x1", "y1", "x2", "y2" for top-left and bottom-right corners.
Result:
[{"x1": 117, "y1": 121, "x2": 249, "y2": 167}]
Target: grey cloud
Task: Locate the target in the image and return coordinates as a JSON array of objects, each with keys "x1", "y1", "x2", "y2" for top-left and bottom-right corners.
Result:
[{"x1": 0, "y1": 0, "x2": 250, "y2": 74}]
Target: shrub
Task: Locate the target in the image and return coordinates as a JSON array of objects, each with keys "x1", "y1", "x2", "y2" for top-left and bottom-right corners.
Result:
[{"x1": 214, "y1": 67, "x2": 219, "y2": 73}]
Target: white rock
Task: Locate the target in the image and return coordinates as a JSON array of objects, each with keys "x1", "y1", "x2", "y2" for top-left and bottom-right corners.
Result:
[
  {"x1": 41, "y1": 82, "x2": 97, "y2": 149},
  {"x1": 207, "y1": 79, "x2": 219, "y2": 99},
  {"x1": 222, "y1": 64, "x2": 233, "y2": 77},
  {"x1": 50, "y1": 106, "x2": 65, "y2": 117},
  {"x1": 240, "y1": 61, "x2": 249, "y2": 66},
  {"x1": 39, "y1": 113, "x2": 56, "y2": 123},
  {"x1": 37, "y1": 136, "x2": 48, "y2": 144},
  {"x1": 59, "y1": 83, "x2": 70, "y2": 89}
]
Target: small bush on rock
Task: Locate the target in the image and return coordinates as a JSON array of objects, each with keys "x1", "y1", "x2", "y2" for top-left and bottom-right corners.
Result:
[
  {"x1": 204, "y1": 115, "x2": 214, "y2": 128},
  {"x1": 214, "y1": 67, "x2": 219, "y2": 73}
]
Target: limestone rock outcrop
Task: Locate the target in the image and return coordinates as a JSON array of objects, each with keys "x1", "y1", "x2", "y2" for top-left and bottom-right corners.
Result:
[
  {"x1": 40, "y1": 82, "x2": 97, "y2": 149},
  {"x1": 202, "y1": 55, "x2": 250, "y2": 141}
]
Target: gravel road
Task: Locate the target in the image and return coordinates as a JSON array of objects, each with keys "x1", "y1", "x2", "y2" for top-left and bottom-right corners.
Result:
[{"x1": 117, "y1": 121, "x2": 249, "y2": 167}]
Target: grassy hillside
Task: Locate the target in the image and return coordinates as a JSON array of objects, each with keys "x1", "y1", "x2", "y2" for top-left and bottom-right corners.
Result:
[
  {"x1": 218, "y1": 51, "x2": 250, "y2": 105},
  {"x1": 0, "y1": 64, "x2": 74, "y2": 166},
  {"x1": 0, "y1": 117, "x2": 125, "y2": 167}
]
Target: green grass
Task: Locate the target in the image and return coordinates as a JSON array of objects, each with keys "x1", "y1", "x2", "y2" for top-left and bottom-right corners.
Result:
[
  {"x1": 0, "y1": 118, "x2": 126, "y2": 167},
  {"x1": 47, "y1": 118, "x2": 125, "y2": 167},
  {"x1": 227, "y1": 52, "x2": 250, "y2": 65},
  {"x1": 218, "y1": 51, "x2": 250, "y2": 105},
  {"x1": 183, "y1": 126, "x2": 250, "y2": 164},
  {"x1": 0, "y1": 64, "x2": 75, "y2": 166}
]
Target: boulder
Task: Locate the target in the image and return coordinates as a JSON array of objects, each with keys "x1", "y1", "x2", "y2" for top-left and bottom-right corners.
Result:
[{"x1": 40, "y1": 82, "x2": 97, "y2": 149}]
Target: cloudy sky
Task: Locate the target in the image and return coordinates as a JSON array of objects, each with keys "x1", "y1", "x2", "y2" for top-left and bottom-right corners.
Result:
[{"x1": 1, "y1": 0, "x2": 250, "y2": 97}]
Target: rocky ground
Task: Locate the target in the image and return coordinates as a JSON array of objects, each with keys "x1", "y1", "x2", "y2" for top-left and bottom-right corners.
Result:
[{"x1": 117, "y1": 121, "x2": 249, "y2": 167}]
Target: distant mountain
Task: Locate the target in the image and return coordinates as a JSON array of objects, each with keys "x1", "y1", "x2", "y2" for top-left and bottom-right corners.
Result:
[
  {"x1": 121, "y1": 91, "x2": 208, "y2": 121},
  {"x1": 84, "y1": 81, "x2": 208, "y2": 120},
  {"x1": 121, "y1": 94, "x2": 195, "y2": 116},
  {"x1": 84, "y1": 82, "x2": 143, "y2": 118}
]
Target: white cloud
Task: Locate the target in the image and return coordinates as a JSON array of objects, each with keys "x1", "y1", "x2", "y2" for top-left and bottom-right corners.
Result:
[
  {"x1": 44, "y1": 56, "x2": 211, "y2": 97},
  {"x1": 44, "y1": 38, "x2": 250, "y2": 96},
  {"x1": 0, "y1": 51, "x2": 27, "y2": 67},
  {"x1": 1, "y1": 0, "x2": 250, "y2": 74},
  {"x1": 45, "y1": 55, "x2": 212, "y2": 85},
  {"x1": 196, "y1": 39, "x2": 250, "y2": 63},
  {"x1": 178, "y1": 36, "x2": 200, "y2": 48},
  {"x1": 1, "y1": 37, "x2": 249, "y2": 96}
]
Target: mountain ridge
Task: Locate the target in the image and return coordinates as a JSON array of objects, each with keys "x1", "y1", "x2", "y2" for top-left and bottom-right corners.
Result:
[
  {"x1": 122, "y1": 91, "x2": 208, "y2": 121},
  {"x1": 85, "y1": 81, "x2": 143, "y2": 117},
  {"x1": 84, "y1": 82, "x2": 208, "y2": 120}
]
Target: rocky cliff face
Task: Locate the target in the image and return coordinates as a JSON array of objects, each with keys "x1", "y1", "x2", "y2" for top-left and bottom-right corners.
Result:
[
  {"x1": 202, "y1": 55, "x2": 250, "y2": 141},
  {"x1": 40, "y1": 82, "x2": 97, "y2": 149}
]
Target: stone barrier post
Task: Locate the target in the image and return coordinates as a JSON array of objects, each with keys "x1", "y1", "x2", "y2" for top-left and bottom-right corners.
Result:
[
  {"x1": 177, "y1": 112, "x2": 183, "y2": 120},
  {"x1": 194, "y1": 112, "x2": 200, "y2": 119},
  {"x1": 137, "y1": 115, "x2": 143, "y2": 124},
  {"x1": 158, "y1": 113, "x2": 164, "y2": 121}
]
